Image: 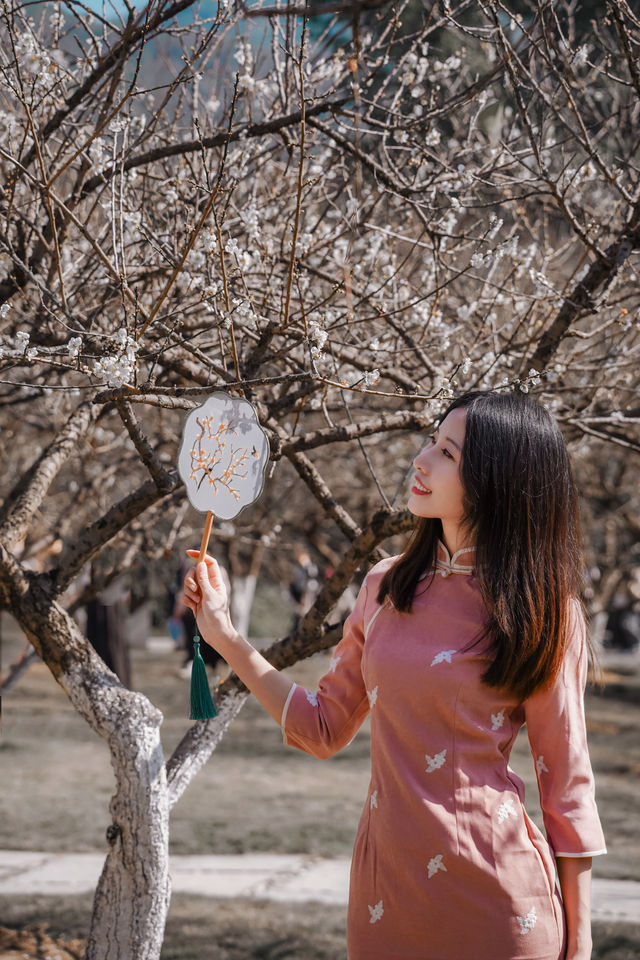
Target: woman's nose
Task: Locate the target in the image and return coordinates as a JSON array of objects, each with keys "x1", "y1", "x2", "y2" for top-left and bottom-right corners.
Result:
[{"x1": 414, "y1": 447, "x2": 429, "y2": 472}]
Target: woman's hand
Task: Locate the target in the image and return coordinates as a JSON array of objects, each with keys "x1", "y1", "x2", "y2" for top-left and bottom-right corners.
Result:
[
  {"x1": 183, "y1": 549, "x2": 293, "y2": 726},
  {"x1": 183, "y1": 551, "x2": 237, "y2": 651}
]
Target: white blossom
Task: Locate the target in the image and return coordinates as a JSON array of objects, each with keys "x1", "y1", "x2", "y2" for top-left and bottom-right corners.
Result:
[
  {"x1": 15, "y1": 331, "x2": 30, "y2": 354},
  {"x1": 93, "y1": 330, "x2": 139, "y2": 387},
  {"x1": 456, "y1": 303, "x2": 477, "y2": 322},
  {"x1": 573, "y1": 45, "x2": 589, "y2": 67},
  {"x1": 309, "y1": 320, "x2": 328, "y2": 360},
  {"x1": 67, "y1": 337, "x2": 83, "y2": 358},
  {"x1": 109, "y1": 116, "x2": 129, "y2": 133}
]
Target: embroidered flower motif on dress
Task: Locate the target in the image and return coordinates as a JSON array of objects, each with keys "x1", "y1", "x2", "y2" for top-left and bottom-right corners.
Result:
[
  {"x1": 368, "y1": 900, "x2": 384, "y2": 924},
  {"x1": 370, "y1": 790, "x2": 378, "y2": 810},
  {"x1": 431, "y1": 649, "x2": 456, "y2": 666},
  {"x1": 367, "y1": 685, "x2": 378, "y2": 708},
  {"x1": 517, "y1": 906, "x2": 537, "y2": 935},
  {"x1": 497, "y1": 796, "x2": 517, "y2": 824},
  {"x1": 536, "y1": 755, "x2": 549, "y2": 774},
  {"x1": 329, "y1": 655, "x2": 341, "y2": 673},
  {"x1": 305, "y1": 690, "x2": 318, "y2": 706},
  {"x1": 425, "y1": 749, "x2": 447, "y2": 772},
  {"x1": 491, "y1": 709, "x2": 506, "y2": 730},
  {"x1": 427, "y1": 854, "x2": 447, "y2": 878}
]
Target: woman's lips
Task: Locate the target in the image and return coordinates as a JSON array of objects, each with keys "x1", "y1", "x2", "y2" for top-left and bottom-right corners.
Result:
[{"x1": 411, "y1": 476, "x2": 431, "y2": 495}]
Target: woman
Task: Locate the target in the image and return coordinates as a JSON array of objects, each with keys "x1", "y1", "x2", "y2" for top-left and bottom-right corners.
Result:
[{"x1": 184, "y1": 390, "x2": 606, "y2": 960}]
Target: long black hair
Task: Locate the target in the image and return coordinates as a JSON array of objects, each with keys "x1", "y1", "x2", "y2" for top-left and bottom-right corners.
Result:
[{"x1": 377, "y1": 390, "x2": 585, "y2": 701}]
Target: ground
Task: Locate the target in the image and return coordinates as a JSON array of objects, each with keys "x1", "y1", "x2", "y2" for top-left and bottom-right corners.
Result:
[{"x1": 1, "y1": 607, "x2": 639, "y2": 958}]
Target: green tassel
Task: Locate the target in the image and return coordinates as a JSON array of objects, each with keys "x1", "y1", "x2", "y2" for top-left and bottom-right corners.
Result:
[{"x1": 189, "y1": 636, "x2": 217, "y2": 720}]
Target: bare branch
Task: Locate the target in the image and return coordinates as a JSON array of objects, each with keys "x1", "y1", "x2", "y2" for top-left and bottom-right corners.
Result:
[{"x1": 0, "y1": 402, "x2": 97, "y2": 550}]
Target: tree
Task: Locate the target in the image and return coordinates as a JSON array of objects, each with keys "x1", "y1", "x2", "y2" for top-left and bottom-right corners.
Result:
[{"x1": 1, "y1": 0, "x2": 639, "y2": 955}]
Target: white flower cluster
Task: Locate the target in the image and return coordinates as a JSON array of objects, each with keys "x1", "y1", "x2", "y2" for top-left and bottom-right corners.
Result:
[
  {"x1": 572, "y1": 45, "x2": 589, "y2": 67},
  {"x1": 297, "y1": 232, "x2": 313, "y2": 255},
  {"x1": 224, "y1": 236, "x2": 252, "y2": 269},
  {"x1": 400, "y1": 49, "x2": 428, "y2": 87},
  {"x1": 68, "y1": 336, "x2": 82, "y2": 358},
  {"x1": 518, "y1": 369, "x2": 541, "y2": 393},
  {"x1": 456, "y1": 302, "x2": 477, "y2": 321},
  {"x1": 0, "y1": 328, "x2": 41, "y2": 362},
  {"x1": 308, "y1": 319, "x2": 328, "y2": 361},
  {"x1": 234, "y1": 40, "x2": 259, "y2": 95},
  {"x1": 230, "y1": 296, "x2": 259, "y2": 328},
  {"x1": 424, "y1": 307, "x2": 452, "y2": 350},
  {"x1": 93, "y1": 329, "x2": 139, "y2": 387},
  {"x1": 240, "y1": 204, "x2": 260, "y2": 242},
  {"x1": 432, "y1": 55, "x2": 462, "y2": 76},
  {"x1": 0, "y1": 110, "x2": 23, "y2": 144},
  {"x1": 88, "y1": 137, "x2": 107, "y2": 172},
  {"x1": 109, "y1": 116, "x2": 129, "y2": 134},
  {"x1": 202, "y1": 230, "x2": 218, "y2": 254},
  {"x1": 15, "y1": 330, "x2": 30, "y2": 354},
  {"x1": 14, "y1": 31, "x2": 51, "y2": 76}
]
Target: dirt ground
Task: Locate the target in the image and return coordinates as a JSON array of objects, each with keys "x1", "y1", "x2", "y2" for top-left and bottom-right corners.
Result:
[
  {"x1": 1, "y1": 618, "x2": 639, "y2": 957},
  {"x1": 0, "y1": 897, "x2": 639, "y2": 960}
]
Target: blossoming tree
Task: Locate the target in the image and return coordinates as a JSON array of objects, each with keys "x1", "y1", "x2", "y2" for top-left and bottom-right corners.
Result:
[{"x1": 0, "y1": 0, "x2": 639, "y2": 955}]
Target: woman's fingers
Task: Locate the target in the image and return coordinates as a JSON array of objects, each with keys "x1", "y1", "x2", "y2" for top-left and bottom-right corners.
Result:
[{"x1": 186, "y1": 549, "x2": 215, "y2": 565}]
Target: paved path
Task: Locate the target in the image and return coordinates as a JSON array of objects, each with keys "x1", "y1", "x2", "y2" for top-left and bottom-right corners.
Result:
[{"x1": 0, "y1": 851, "x2": 638, "y2": 924}]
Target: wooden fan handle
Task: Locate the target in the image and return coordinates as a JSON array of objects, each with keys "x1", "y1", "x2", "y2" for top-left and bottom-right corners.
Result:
[{"x1": 198, "y1": 511, "x2": 214, "y2": 563}]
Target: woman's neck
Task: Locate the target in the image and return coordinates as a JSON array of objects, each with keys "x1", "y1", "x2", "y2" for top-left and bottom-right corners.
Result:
[{"x1": 440, "y1": 521, "x2": 475, "y2": 558}]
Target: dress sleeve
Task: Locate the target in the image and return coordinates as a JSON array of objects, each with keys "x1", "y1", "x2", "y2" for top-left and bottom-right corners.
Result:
[
  {"x1": 523, "y1": 601, "x2": 606, "y2": 858},
  {"x1": 281, "y1": 575, "x2": 371, "y2": 759}
]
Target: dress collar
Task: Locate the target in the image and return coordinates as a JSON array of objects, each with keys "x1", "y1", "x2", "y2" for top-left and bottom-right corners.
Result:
[{"x1": 434, "y1": 540, "x2": 476, "y2": 577}]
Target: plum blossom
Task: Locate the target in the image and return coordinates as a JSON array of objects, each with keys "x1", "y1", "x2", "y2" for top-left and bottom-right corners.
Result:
[
  {"x1": 15, "y1": 331, "x2": 30, "y2": 354},
  {"x1": 93, "y1": 329, "x2": 139, "y2": 388},
  {"x1": 573, "y1": 45, "x2": 589, "y2": 67},
  {"x1": 309, "y1": 320, "x2": 328, "y2": 361},
  {"x1": 67, "y1": 337, "x2": 83, "y2": 358}
]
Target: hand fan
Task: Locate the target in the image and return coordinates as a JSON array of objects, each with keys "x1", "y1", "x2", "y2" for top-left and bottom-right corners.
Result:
[{"x1": 178, "y1": 393, "x2": 270, "y2": 718}]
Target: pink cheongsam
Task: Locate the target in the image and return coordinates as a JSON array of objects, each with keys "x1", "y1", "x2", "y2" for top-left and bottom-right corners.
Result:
[{"x1": 281, "y1": 544, "x2": 606, "y2": 960}]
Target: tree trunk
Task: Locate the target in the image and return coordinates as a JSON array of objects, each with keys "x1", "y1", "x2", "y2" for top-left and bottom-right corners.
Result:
[
  {"x1": 87, "y1": 701, "x2": 170, "y2": 960},
  {"x1": 230, "y1": 573, "x2": 258, "y2": 639},
  {"x1": 0, "y1": 550, "x2": 172, "y2": 960}
]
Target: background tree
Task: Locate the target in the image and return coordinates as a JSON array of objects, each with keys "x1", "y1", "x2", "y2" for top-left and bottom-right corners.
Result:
[{"x1": 0, "y1": 0, "x2": 639, "y2": 956}]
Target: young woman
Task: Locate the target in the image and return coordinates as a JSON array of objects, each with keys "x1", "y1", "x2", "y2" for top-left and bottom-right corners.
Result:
[{"x1": 184, "y1": 390, "x2": 606, "y2": 960}]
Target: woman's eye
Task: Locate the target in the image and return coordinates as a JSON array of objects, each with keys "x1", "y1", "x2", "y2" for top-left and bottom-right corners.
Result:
[{"x1": 443, "y1": 448, "x2": 454, "y2": 460}]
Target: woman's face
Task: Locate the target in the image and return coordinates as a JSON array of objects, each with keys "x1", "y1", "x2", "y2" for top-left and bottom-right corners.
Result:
[{"x1": 408, "y1": 407, "x2": 467, "y2": 526}]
